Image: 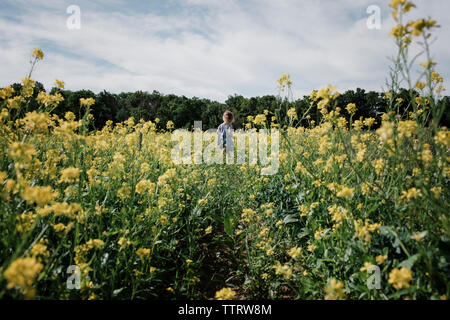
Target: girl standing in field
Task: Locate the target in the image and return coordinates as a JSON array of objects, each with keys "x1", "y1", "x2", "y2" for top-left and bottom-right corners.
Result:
[{"x1": 217, "y1": 110, "x2": 234, "y2": 155}]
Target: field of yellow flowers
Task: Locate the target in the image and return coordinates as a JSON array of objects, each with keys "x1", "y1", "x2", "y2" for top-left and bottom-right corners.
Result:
[{"x1": 0, "y1": 0, "x2": 449, "y2": 300}]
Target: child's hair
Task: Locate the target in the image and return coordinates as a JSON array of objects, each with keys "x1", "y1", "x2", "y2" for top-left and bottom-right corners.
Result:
[{"x1": 223, "y1": 110, "x2": 234, "y2": 123}]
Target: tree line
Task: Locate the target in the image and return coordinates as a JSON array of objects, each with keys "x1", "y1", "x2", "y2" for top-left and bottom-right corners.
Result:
[{"x1": 8, "y1": 81, "x2": 449, "y2": 130}]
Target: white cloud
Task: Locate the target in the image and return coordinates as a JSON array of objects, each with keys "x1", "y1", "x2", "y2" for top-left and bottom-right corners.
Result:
[{"x1": 0, "y1": 0, "x2": 448, "y2": 101}]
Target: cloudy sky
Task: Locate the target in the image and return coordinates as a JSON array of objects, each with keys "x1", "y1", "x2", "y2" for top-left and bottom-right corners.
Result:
[{"x1": 0, "y1": 0, "x2": 449, "y2": 101}]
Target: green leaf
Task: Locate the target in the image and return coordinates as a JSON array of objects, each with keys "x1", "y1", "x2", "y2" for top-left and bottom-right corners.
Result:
[
  {"x1": 398, "y1": 253, "x2": 420, "y2": 269},
  {"x1": 283, "y1": 214, "x2": 299, "y2": 224},
  {"x1": 224, "y1": 216, "x2": 235, "y2": 237},
  {"x1": 344, "y1": 247, "x2": 352, "y2": 262},
  {"x1": 367, "y1": 203, "x2": 380, "y2": 215},
  {"x1": 297, "y1": 229, "x2": 309, "y2": 239},
  {"x1": 379, "y1": 225, "x2": 395, "y2": 236}
]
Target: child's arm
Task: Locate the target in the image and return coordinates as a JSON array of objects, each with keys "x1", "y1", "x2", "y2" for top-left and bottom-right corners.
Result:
[{"x1": 228, "y1": 125, "x2": 234, "y2": 138}]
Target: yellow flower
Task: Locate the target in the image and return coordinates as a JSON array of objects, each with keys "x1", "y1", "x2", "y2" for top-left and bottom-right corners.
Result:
[
  {"x1": 0, "y1": 86, "x2": 15, "y2": 99},
  {"x1": 0, "y1": 171, "x2": 7, "y2": 184},
  {"x1": 287, "y1": 108, "x2": 298, "y2": 120},
  {"x1": 353, "y1": 219, "x2": 381, "y2": 243},
  {"x1": 336, "y1": 186, "x2": 354, "y2": 199},
  {"x1": 259, "y1": 227, "x2": 269, "y2": 237},
  {"x1": 136, "y1": 248, "x2": 151, "y2": 260},
  {"x1": 157, "y1": 168, "x2": 177, "y2": 186},
  {"x1": 360, "y1": 262, "x2": 374, "y2": 272},
  {"x1": 272, "y1": 261, "x2": 293, "y2": 279},
  {"x1": 32, "y1": 48, "x2": 44, "y2": 60},
  {"x1": 59, "y1": 167, "x2": 81, "y2": 184},
  {"x1": 22, "y1": 111, "x2": 51, "y2": 134},
  {"x1": 36, "y1": 91, "x2": 64, "y2": 108},
  {"x1": 135, "y1": 180, "x2": 155, "y2": 195},
  {"x1": 116, "y1": 184, "x2": 131, "y2": 200},
  {"x1": 215, "y1": 287, "x2": 236, "y2": 300},
  {"x1": 53, "y1": 223, "x2": 66, "y2": 233},
  {"x1": 7, "y1": 142, "x2": 36, "y2": 163},
  {"x1": 253, "y1": 114, "x2": 267, "y2": 125},
  {"x1": 363, "y1": 117, "x2": 376, "y2": 128},
  {"x1": 81, "y1": 280, "x2": 94, "y2": 291},
  {"x1": 328, "y1": 205, "x2": 347, "y2": 223},
  {"x1": 408, "y1": 18, "x2": 437, "y2": 37},
  {"x1": 376, "y1": 254, "x2": 388, "y2": 265},
  {"x1": 402, "y1": 2, "x2": 416, "y2": 12},
  {"x1": 166, "y1": 120, "x2": 174, "y2": 130},
  {"x1": 372, "y1": 158, "x2": 384, "y2": 175},
  {"x1": 352, "y1": 119, "x2": 363, "y2": 131},
  {"x1": 400, "y1": 187, "x2": 422, "y2": 201},
  {"x1": 21, "y1": 186, "x2": 58, "y2": 206},
  {"x1": 4, "y1": 257, "x2": 43, "y2": 299},
  {"x1": 384, "y1": 92, "x2": 392, "y2": 100},
  {"x1": 432, "y1": 71, "x2": 443, "y2": 84},
  {"x1": 277, "y1": 73, "x2": 292, "y2": 90},
  {"x1": 87, "y1": 239, "x2": 104, "y2": 248},
  {"x1": 16, "y1": 212, "x2": 36, "y2": 233},
  {"x1": 421, "y1": 60, "x2": 437, "y2": 69},
  {"x1": 118, "y1": 237, "x2": 133, "y2": 247},
  {"x1": 398, "y1": 120, "x2": 417, "y2": 138},
  {"x1": 205, "y1": 225, "x2": 213, "y2": 235},
  {"x1": 325, "y1": 278, "x2": 345, "y2": 300},
  {"x1": 287, "y1": 247, "x2": 302, "y2": 259},
  {"x1": 436, "y1": 85, "x2": 445, "y2": 95},
  {"x1": 21, "y1": 77, "x2": 35, "y2": 97},
  {"x1": 430, "y1": 187, "x2": 442, "y2": 199},
  {"x1": 54, "y1": 79, "x2": 65, "y2": 89},
  {"x1": 307, "y1": 243, "x2": 317, "y2": 252},
  {"x1": 388, "y1": 267, "x2": 413, "y2": 290},
  {"x1": 240, "y1": 208, "x2": 255, "y2": 223},
  {"x1": 410, "y1": 231, "x2": 427, "y2": 242},
  {"x1": 346, "y1": 103, "x2": 356, "y2": 115},
  {"x1": 29, "y1": 239, "x2": 50, "y2": 260},
  {"x1": 158, "y1": 214, "x2": 169, "y2": 225},
  {"x1": 5, "y1": 96, "x2": 25, "y2": 110},
  {"x1": 376, "y1": 121, "x2": 394, "y2": 143},
  {"x1": 79, "y1": 98, "x2": 95, "y2": 107},
  {"x1": 421, "y1": 148, "x2": 433, "y2": 165},
  {"x1": 434, "y1": 130, "x2": 450, "y2": 147},
  {"x1": 389, "y1": 0, "x2": 406, "y2": 10}
]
